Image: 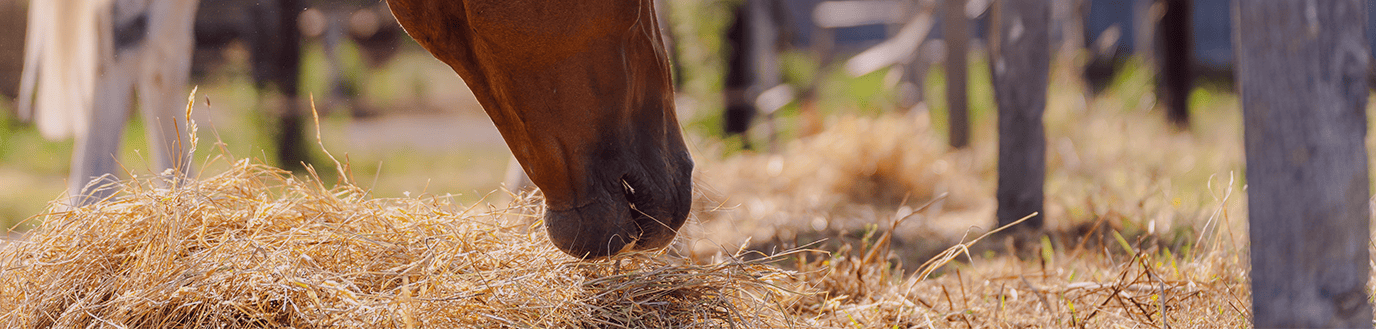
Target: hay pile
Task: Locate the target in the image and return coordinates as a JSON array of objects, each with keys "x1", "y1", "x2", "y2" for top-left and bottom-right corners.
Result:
[
  {"x1": 0, "y1": 160, "x2": 805, "y2": 328},
  {"x1": 779, "y1": 236, "x2": 1250, "y2": 328}
]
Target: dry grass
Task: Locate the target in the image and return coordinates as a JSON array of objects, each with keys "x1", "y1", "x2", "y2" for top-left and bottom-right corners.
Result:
[
  {"x1": 688, "y1": 113, "x2": 995, "y2": 265},
  {"x1": 671, "y1": 63, "x2": 1259, "y2": 327},
  {"x1": 0, "y1": 157, "x2": 813, "y2": 328}
]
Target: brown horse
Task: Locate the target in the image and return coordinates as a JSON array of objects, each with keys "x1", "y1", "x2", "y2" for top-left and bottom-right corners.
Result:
[{"x1": 386, "y1": 0, "x2": 693, "y2": 258}]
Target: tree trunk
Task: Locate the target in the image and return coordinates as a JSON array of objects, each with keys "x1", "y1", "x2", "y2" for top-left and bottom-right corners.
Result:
[
  {"x1": 1236, "y1": 1, "x2": 1371, "y2": 327},
  {"x1": 991, "y1": 0, "x2": 1048, "y2": 229},
  {"x1": 945, "y1": 0, "x2": 970, "y2": 149}
]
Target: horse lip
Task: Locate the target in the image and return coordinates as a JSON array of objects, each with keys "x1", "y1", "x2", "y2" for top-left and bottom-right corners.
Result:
[
  {"x1": 543, "y1": 177, "x2": 644, "y2": 259},
  {"x1": 545, "y1": 198, "x2": 600, "y2": 213}
]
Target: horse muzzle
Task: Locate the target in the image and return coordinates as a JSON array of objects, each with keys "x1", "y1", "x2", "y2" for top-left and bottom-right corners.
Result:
[{"x1": 544, "y1": 153, "x2": 692, "y2": 259}]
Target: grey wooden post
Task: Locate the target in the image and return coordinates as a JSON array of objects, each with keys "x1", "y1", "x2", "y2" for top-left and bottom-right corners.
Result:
[
  {"x1": 991, "y1": 0, "x2": 1048, "y2": 229},
  {"x1": 1236, "y1": 0, "x2": 1372, "y2": 327},
  {"x1": 945, "y1": 0, "x2": 970, "y2": 149}
]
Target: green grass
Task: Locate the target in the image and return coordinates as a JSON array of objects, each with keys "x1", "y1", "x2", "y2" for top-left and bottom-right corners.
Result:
[
  {"x1": 922, "y1": 52, "x2": 998, "y2": 143},
  {"x1": 670, "y1": 0, "x2": 735, "y2": 138},
  {"x1": 0, "y1": 37, "x2": 501, "y2": 231}
]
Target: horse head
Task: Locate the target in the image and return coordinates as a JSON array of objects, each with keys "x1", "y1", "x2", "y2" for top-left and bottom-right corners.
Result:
[{"x1": 387, "y1": 0, "x2": 692, "y2": 258}]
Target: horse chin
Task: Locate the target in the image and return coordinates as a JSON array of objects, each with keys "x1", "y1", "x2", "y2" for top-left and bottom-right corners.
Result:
[
  {"x1": 544, "y1": 170, "x2": 691, "y2": 259},
  {"x1": 544, "y1": 197, "x2": 641, "y2": 259}
]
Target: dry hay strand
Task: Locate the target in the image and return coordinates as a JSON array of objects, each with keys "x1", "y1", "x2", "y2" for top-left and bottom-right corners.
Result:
[
  {"x1": 0, "y1": 159, "x2": 810, "y2": 328},
  {"x1": 779, "y1": 213, "x2": 1250, "y2": 328},
  {"x1": 805, "y1": 176, "x2": 1247, "y2": 328}
]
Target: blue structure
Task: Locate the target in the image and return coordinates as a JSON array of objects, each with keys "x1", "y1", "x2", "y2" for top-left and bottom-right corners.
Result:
[
  {"x1": 1087, "y1": 0, "x2": 1376, "y2": 73},
  {"x1": 778, "y1": 0, "x2": 1376, "y2": 75},
  {"x1": 1085, "y1": 0, "x2": 1228, "y2": 72}
]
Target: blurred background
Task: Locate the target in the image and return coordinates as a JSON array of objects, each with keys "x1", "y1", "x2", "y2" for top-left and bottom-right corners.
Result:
[{"x1": 0, "y1": 0, "x2": 1363, "y2": 263}]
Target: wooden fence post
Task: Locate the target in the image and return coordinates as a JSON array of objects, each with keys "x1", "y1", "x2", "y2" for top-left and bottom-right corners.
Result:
[
  {"x1": 1236, "y1": 0, "x2": 1372, "y2": 326},
  {"x1": 945, "y1": 0, "x2": 970, "y2": 149},
  {"x1": 1157, "y1": 0, "x2": 1191, "y2": 127},
  {"x1": 991, "y1": 0, "x2": 1048, "y2": 229}
]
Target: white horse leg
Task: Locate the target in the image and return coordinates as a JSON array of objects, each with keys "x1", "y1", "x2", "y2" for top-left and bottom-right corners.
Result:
[
  {"x1": 135, "y1": 65, "x2": 193, "y2": 182},
  {"x1": 503, "y1": 155, "x2": 534, "y2": 193},
  {"x1": 70, "y1": 56, "x2": 138, "y2": 206},
  {"x1": 136, "y1": 0, "x2": 199, "y2": 181}
]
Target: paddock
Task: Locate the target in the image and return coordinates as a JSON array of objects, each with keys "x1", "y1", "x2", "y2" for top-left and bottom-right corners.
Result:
[{"x1": 0, "y1": 0, "x2": 1370, "y2": 327}]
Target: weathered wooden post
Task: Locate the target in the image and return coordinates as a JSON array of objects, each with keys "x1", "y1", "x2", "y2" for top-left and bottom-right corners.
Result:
[
  {"x1": 1157, "y1": 0, "x2": 1192, "y2": 127},
  {"x1": 945, "y1": 0, "x2": 970, "y2": 149},
  {"x1": 723, "y1": 0, "x2": 782, "y2": 150},
  {"x1": 1236, "y1": 0, "x2": 1371, "y2": 326},
  {"x1": 990, "y1": 0, "x2": 1048, "y2": 228},
  {"x1": 248, "y1": 0, "x2": 308, "y2": 170}
]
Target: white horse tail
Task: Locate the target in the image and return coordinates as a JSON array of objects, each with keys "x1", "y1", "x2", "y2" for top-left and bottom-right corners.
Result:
[
  {"x1": 17, "y1": 0, "x2": 109, "y2": 141},
  {"x1": 15, "y1": 0, "x2": 46, "y2": 122}
]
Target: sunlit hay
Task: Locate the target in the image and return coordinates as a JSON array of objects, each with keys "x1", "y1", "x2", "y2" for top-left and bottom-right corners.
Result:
[
  {"x1": 0, "y1": 155, "x2": 810, "y2": 328},
  {"x1": 779, "y1": 185, "x2": 1251, "y2": 328},
  {"x1": 677, "y1": 66, "x2": 1256, "y2": 326},
  {"x1": 791, "y1": 245, "x2": 1250, "y2": 328},
  {"x1": 692, "y1": 67, "x2": 1250, "y2": 265},
  {"x1": 691, "y1": 113, "x2": 994, "y2": 264},
  {"x1": 1039, "y1": 64, "x2": 1246, "y2": 242}
]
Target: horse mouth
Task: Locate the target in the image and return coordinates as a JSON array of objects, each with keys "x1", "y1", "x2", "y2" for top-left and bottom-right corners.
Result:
[
  {"x1": 542, "y1": 171, "x2": 688, "y2": 259},
  {"x1": 540, "y1": 176, "x2": 647, "y2": 259}
]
